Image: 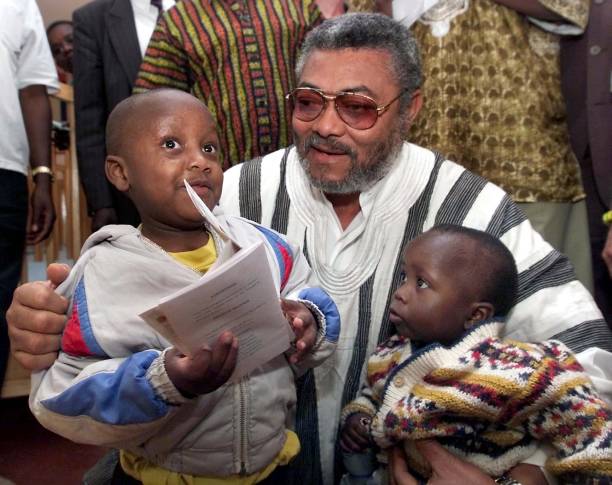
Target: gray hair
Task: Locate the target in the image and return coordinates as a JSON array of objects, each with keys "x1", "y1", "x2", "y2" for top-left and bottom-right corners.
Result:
[{"x1": 295, "y1": 13, "x2": 422, "y2": 110}]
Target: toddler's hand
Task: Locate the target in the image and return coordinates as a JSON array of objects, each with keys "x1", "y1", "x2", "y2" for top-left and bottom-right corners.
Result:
[
  {"x1": 340, "y1": 412, "x2": 372, "y2": 453},
  {"x1": 281, "y1": 299, "x2": 317, "y2": 364},
  {"x1": 165, "y1": 331, "x2": 238, "y2": 396}
]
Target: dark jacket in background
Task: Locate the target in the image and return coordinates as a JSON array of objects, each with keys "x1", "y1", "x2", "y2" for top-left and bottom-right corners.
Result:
[
  {"x1": 73, "y1": 0, "x2": 141, "y2": 224},
  {"x1": 561, "y1": 0, "x2": 612, "y2": 323}
]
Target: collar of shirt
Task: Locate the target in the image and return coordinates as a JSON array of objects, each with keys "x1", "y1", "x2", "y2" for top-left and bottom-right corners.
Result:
[{"x1": 130, "y1": 0, "x2": 176, "y2": 57}]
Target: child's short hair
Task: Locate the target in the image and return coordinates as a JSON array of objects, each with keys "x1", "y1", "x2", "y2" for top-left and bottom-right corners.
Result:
[{"x1": 427, "y1": 224, "x2": 518, "y2": 316}]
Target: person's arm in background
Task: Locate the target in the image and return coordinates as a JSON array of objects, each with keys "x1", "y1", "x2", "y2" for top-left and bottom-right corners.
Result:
[
  {"x1": 490, "y1": 0, "x2": 564, "y2": 21},
  {"x1": 366, "y1": 0, "x2": 566, "y2": 23},
  {"x1": 19, "y1": 84, "x2": 56, "y2": 244},
  {"x1": 72, "y1": 6, "x2": 117, "y2": 232}
]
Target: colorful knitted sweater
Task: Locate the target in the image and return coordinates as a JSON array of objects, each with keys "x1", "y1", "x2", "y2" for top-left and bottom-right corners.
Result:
[{"x1": 341, "y1": 320, "x2": 612, "y2": 483}]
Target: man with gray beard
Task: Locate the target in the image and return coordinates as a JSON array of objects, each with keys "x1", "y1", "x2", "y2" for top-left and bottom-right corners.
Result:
[
  {"x1": 7, "y1": 12, "x2": 612, "y2": 485},
  {"x1": 220, "y1": 13, "x2": 612, "y2": 485}
]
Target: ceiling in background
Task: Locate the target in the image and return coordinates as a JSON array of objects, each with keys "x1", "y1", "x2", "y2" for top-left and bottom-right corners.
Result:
[{"x1": 38, "y1": 0, "x2": 91, "y2": 26}]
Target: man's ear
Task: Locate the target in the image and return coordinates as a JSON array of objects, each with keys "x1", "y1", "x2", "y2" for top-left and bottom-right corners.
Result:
[
  {"x1": 464, "y1": 302, "x2": 495, "y2": 330},
  {"x1": 402, "y1": 89, "x2": 423, "y2": 131},
  {"x1": 105, "y1": 155, "x2": 129, "y2": 192}
]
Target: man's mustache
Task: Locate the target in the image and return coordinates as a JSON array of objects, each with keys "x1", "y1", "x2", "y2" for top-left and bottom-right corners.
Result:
[{"x1": 302, "y1": 134, "x2": 357, "y2": 160}]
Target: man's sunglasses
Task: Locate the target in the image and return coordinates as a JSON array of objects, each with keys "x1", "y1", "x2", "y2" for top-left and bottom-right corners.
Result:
[{"x1": 285, "y1": 87, "x2": 406, "y2": 130}]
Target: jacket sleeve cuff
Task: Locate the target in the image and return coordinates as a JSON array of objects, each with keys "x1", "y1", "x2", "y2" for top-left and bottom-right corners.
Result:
[
  {"x1": 146, "y1": 349, "x2": 191, "y2": 406},
  {"x1": 296, "y1": 298, "x2": 327, "y2": 352},
  {"x1": 340, "y1": 397, "x2": 377, "y2": 428}
]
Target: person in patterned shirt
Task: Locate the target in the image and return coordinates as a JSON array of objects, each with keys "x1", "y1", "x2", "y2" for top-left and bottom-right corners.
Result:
[{"x1": 134, "y1": 0, "x2": 323, "y2": 169}]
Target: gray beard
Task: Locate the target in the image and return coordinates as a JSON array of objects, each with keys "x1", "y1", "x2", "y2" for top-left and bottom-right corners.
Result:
[{"x1": 295, "y1": 129, "x2": 404, "y2": 195}]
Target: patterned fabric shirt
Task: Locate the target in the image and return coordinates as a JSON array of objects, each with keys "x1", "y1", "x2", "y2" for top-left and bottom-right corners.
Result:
[
  {"x1": 349, "y1": 0, "x2": 588, "y2": 203},
  {"x1": 134, "y1": 0, "x2": 321, "y2": 169}
]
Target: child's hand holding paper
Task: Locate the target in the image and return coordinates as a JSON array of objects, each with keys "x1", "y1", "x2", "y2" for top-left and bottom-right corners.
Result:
[
  {"x1": 281, "y1": 299, "x2": 318, "y2": 364},
  {"x1": 165, "y1": 331, "x2": 239, "y2": 397}
]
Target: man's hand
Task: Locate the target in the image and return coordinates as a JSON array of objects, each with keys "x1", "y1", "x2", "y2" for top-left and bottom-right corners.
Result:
[
  {"x1": 27, "y1": 180, "x2": 56, "y2": 244},
  {"x1": 602, "y1": 225, "x2": 612, "y2": 278},
  {"x1": 340, "y1": 412, "x2": 372, "y2": 453},
  {"x1": 164, "y1": 331, "x2": 238, "y2": 396},
  {"x1": 280, "y1": 299, "x2": 318, "y2": 364},
  {"x1": 388, "y1": 441, "x2": 495, "y2": 485},
  {"x1": 6, "y1": 263, "x2": 70, "y2": 370},
  {"x1": 91, "y1": 207, "x2": 118, "y2": 232},
  {"x1": 389, "y1": 441, "x2": 548, "y2": 485}
]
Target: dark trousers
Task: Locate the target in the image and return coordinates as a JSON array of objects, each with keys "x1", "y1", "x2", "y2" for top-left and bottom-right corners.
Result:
[{"x1": 0, "y1": 169, "x2": 28, "y2": 388}]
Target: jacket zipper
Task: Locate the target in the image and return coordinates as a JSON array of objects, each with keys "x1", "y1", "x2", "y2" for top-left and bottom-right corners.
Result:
[{"x1": 239, "y1": 378, "x2": 248, "y2": 474}]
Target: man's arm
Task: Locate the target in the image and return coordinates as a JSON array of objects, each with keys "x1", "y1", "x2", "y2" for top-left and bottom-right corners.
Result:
[
  {"x1": 491, "y1": 0, "x2": 564, "y2": 21},
  {"x1": 19, "y1": 84, "x2": 55, "y2": 244},
  {"x1": 388, "y1": 442, "x2": 547, "y2": 485},
  {"x1": 72, "y1": 7, "x2": 116, "y2": 229},
  {"x1": 6, "y1": 264, "x2": 70, "y2": 370}
]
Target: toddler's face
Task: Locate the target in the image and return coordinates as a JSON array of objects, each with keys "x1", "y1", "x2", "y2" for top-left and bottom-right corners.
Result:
[
  {"x1": 389, "y1": 232, "x2": 476, "y2": 345},
  {"x1": 124, "y1": 95, "x2": 224, "y2": 230}
]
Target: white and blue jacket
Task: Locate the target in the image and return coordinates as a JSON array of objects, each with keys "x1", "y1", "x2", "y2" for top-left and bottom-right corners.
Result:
[{"x1": 29, "y1": 214, "x2": 339, "y2": 477}]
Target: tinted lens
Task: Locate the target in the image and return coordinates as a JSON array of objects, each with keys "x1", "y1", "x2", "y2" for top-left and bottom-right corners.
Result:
[
  {"x1": 336, "y1": 94, "x2": 379, "y2": 129},
  {"x1": 292, "y1": 89, "x2": 325, "y2": 122}
]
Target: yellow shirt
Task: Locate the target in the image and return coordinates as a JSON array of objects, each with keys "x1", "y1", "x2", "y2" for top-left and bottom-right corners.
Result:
[
  {"x1": 168, "y1": 233, "x2": 217, "y2": 273},
  {"x1": 120, "y1": 430, "x2": 300, "y2": 484}
]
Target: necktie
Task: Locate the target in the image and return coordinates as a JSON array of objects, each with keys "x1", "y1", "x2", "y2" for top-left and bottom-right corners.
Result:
[{"x1": 151, "y1": 0, "x2": 163, "y2": 17}]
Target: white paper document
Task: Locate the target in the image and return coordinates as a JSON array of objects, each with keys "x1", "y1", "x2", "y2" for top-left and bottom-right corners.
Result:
[{"x1": 140, "y1": 181, "x2": 292, "y2": 381}]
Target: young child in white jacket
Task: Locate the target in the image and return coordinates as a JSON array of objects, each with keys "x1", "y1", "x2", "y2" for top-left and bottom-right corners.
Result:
[{"x1": 29, "y1": 89, "x2": 339, "y2": 484}]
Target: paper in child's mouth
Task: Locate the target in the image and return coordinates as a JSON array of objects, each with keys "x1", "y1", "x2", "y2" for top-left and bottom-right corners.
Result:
[{"x1": 183, "y1": 179, "x2": 239, "y2": 247}]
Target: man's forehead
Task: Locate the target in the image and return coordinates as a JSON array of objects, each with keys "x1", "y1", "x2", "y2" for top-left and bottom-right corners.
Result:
[{"x1": 298, "y1": 47, "x2": 396, "y2": 94}]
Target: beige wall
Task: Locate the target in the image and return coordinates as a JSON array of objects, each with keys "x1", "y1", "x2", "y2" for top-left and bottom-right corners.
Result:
[{"x1": 38, "y1": 0, "x2": 90, "y2": 26}]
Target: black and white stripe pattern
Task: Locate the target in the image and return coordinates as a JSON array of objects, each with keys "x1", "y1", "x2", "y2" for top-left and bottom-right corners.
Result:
[
  {"x1": 377, "y1": 152, "x2": 446, "y2": 344},
  {"x1": 486, "y1": 194, "x2": 527, "y2": 237},
  {"x1": 238, "y1": 157, "x2": 263, "y2": 224},
  {"x1": 270, "y1": 148, "x2": 291, "y2": 234},
  {"x1": 434, "y1": 170, "x2": 488, "y2": 226},
  {"x1": 517, "y1": 251, "x2": 576, "y2": 303},
  {"x1": 221, "y1": 143, "x2": 612, "y2": 485},
  {"x1": 552, "y1": 319, "x2": 612, "y2": 353}
]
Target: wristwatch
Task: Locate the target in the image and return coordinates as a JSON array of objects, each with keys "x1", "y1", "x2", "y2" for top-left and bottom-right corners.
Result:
[{"x1": 495, "y1": 475, "x2": 522, "y2": 485}]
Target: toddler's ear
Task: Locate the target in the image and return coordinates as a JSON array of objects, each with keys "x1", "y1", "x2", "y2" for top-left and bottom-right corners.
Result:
[
  {"x1": 105, "y1": 156, "x2": 129, "y2": 192},
  {"x1": 464, "y1": 302, "x2": 495, "y2": 330}
]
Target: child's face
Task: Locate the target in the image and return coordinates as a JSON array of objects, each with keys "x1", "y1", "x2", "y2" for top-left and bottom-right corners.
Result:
[
  {"x1": 389, "y1": 232, "x2": 478, "y2": 345},
  {"x1": 120, "y1": 94, "x2": 223, "y2": 230}
]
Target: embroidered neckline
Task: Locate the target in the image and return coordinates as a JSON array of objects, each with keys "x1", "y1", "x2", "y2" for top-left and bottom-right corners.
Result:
[{"x1": 285, "y1": 144, "x2": 433, "y2": 293}]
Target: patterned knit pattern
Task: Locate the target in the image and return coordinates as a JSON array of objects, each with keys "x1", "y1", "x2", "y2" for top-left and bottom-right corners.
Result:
[
  {"x1": 134, "y1": 0, "x2": 321, "y2": 169},
  {"x1": 343, "y1": 321, "x2": 612, "y2": 483}
]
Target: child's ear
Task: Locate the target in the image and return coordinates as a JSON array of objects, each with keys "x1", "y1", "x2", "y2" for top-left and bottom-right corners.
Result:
[
  {"x1": 105, "y1": 156, "x2": 129, "y2": 192},
  {"x1": 464, "y1": 302, "x2": 495, "y2": 330}
]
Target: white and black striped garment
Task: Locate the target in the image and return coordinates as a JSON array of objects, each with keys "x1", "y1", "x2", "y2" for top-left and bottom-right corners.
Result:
[{"x1": 220, "y1": 142, "x2": 612, "y2": 485}]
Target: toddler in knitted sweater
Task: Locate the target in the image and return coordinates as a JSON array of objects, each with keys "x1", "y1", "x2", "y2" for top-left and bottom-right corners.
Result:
[{"x1": 340, "y1": 224, "x2": 612, "y2": 484}]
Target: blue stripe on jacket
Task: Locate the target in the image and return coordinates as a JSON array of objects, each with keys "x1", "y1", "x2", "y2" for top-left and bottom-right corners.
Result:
[
  {"x1": 298, "y1": 287, "x2": 340, "y2": 342},
  {"x1": 74, "y1": 278, "x2": 107, "y2": 357},
  {"x1": 251, "y1": 224, "x2": 294, "y2": 291},
  {"x1": 41, "y1": 350, "x2": 168, "y2": 424}
]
